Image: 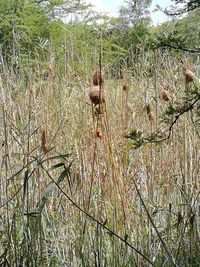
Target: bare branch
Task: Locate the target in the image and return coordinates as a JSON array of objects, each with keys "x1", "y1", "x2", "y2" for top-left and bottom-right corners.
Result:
[
  {"x1": 160, "y1": 43, "x2": 200, "y2": 54},
  {"x1": 38, "y1": 161, "x2": 155, "y2": 266}
]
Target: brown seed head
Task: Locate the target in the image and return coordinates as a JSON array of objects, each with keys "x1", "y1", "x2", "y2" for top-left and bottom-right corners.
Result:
[
  {"x1": 146, "y1": 103, "x2": 152, "y2": 115},
  {"x1": 160, "y1": 89, "x2": 170, "y2": 101},
  {"x1": 89, "y1": 85, "x2": 105, "y2": 105},
  {"x1": 93, "y1": 69, "x2": 103, "y2": 86},
  {"x1": 41, "y1": 129, "x2": 48, "y2": 153},
  {"x1": 122, "y1": 83, "x2": 128, "y2": 92},
  {"x1": 148, "y1": 111, "x2": 155, "y2": 122},
  {"x1": 96, "y1": 129, "x2": 103, "y2": 139},
  {"x1": 184, "y1": 69, "x2": 195, "y2": 83}
]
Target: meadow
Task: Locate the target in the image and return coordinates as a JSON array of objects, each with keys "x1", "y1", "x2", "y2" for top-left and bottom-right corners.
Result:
[{"x1": 0, "y1": 48, "x2": 200, "y2": 267}]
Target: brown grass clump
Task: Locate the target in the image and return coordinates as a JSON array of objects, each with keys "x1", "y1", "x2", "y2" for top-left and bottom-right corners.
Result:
[
  {"x1": 93, "y1": 69, "x2": 103, "y2": 86},
  {"x1": 89, "y1": 85, "x2": 105, "y2": 105},
  {"x1": 160, "y1": 89, "x2": 170, "y2": 101},
  {"x1": 184, "y1": 69, "x2": 195, "y2": 83}
]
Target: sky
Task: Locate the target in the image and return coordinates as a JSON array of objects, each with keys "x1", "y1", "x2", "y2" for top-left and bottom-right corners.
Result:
[{"x1": 86, "y1": 0, "x2": 173, "y2": 25}]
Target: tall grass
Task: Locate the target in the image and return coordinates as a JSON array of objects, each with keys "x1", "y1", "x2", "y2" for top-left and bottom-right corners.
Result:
[{"x1": 0, "y1": 47, "x2": 200, "y2": 267}]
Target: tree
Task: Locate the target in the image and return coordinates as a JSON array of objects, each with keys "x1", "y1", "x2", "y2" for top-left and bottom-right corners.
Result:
[
  {"x1": 118, "y1": 0, "x2": 152, "y2": 30},
  {"x1": 125, "y1": 0, "x2": 152, "y2": 25},
  {"x1": 103, "y1": 0, "x2": 153, "y2": 74},
  {"x1": 165, "y1": 0, "x2": 200, "y2": 15},
  {"x1": 0, "y1": 0, "x2": 96, "y2": 70},
  {"x1": 153, "y1": 10, "x2": 200, "y2": 53}
]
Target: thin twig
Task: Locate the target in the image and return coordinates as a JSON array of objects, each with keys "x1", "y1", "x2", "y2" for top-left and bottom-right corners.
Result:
[
  {"x1": 131, "y1": 174, "x2": 177, "y2": 267},
  {"x1": 38, "y1": 162, "x2": 155, "y2": 266}
]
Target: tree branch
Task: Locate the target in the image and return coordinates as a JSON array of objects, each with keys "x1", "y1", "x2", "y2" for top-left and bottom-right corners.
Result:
[
  {"x1": 164, "y1": 94, "x2": 200, "y2": 141},
  {"x1": 160, "y1": 43, "x2": 200, "y2": 54}
]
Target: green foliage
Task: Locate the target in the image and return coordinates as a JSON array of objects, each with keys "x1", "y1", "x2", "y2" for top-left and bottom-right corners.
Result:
[
  {"x1": 165, "y1": 0, "x2": 200, "y2": 15},
  {"x1": 153, "y1": 10, "x2": 200, "y2": 52},
  {"x1": 0, "y1": 0, "x2": 96, "y2": 70},
  {"x1": 21, "y1": 1, "x2": 50, "y2": 39},
  {"x1": 49, "y1": 21, "x2": 65, "y2": 53},
  {"x1": 0, "y1": 0, "x2": 23, "y2": 52},
  {"x1": 0, "y1": 0, "x2": 199, "y2": 75},
  {"x1": 120, "y1": 0, "x2": 152, "y2": 27},
  {"x1": 19, "y1": 0, "x2": 50, "y2": 51},
  {"x1": 125, "y1": 129, "x2": 165, "y2": 149}
]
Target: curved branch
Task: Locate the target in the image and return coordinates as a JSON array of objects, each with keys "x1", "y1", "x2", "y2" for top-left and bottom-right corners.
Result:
[
  {"x1": 160, "y1": 43, "x2": 200, "y2": 54},
  {"x1": 164, "y1": 94, "x2": 200, "y2": 141},
  {"x1": 39, "y1": 162, "x2": 155, "y2": 266}
]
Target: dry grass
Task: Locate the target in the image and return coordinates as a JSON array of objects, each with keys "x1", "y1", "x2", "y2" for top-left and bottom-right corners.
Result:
[{"x1": 0, "y1": 51, "x2": 200, "y2": 267}]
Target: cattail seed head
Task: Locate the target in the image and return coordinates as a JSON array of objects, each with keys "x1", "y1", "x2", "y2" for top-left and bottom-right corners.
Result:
[
  {"x1": 122, "y1": 83, "x2": 128, "y2": 92},
  {"x1": 160, "y1": 89, "x2": 170, "y2": 101},
  {"x1": 184, "y1": 69, "x2": 195, "y2": 83},
  {"x1": 146, "y1": 103, "x2": 152, "y2": 115},
  {"x1": 148, "y1": 111, "x2": 155, "y2": 122},
  {"x1": 41, "y1": 129, "x2": 48, "y2": 153},
  {"x1": 89, "y1": 85, "x2": 105, "y2": 105},
  {"x1": 93, "y1": 69, "x2": 103, "y2": 86}
]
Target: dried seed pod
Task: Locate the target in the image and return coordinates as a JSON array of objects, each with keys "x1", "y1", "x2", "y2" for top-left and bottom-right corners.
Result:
[
  {"x1": 160, "y1": 89, "x2": 170, "y2": 101},
  {"x1": 93, "y1": 69, "x2": 103, "y2": 86},
  {"x1": 96, "y1": 129, "x2": 103, "y2": 139},
  {"x1": 148, "y1": 111, "x2": 155, "y2": 122},
  {"x1": 41, "y1": 129, "x2": 48, "y2": 153},
  {"x1": 122, "y1": 83, "x2": 128, "y2": 92},
  {"x1": 184, "y1": 69, "x2": 195, "y2": 83},
  {"x1": 146, "y1": 103, "x2": 152, "y2": 115},
  {"x1": 89, "y1": 85, "x2": 105, "y2": 105}
]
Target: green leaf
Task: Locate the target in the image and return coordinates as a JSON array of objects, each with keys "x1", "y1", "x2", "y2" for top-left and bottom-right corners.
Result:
[
  {"x1": 37, "y1": 168, "x2": 68, "y2": 215},
  {"x1": 48, "y1": 162, "x2": 65, "y2": 171}
]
